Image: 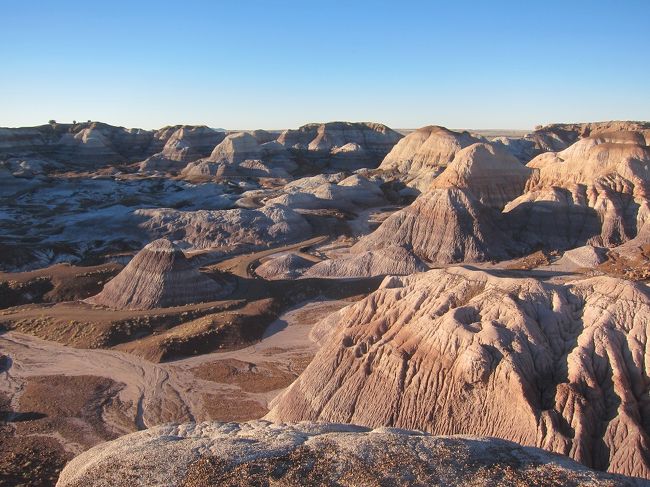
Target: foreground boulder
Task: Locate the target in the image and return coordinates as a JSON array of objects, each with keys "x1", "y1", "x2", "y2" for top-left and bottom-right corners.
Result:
[
  {"x1": 56, "y1": 421, "x2": 641, "y2": 487},
  {"x1": 268, "y1": 268, "x2": 650, "y2": 479},
  {"x1": 86, "y1": 239, "x2": 229, "y2": 310}
]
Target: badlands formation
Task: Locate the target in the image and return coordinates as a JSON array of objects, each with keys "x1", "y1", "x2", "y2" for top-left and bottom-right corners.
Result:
[
  {"x1": 85, "y1": 239, "x2": 230, "y2": 310},
  {"x1": 2, "y1": 119, "x2": 650, "y2": 485}
]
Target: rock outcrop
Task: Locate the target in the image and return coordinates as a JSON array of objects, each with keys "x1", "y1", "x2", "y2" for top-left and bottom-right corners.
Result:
[
  {"x1": 181, "y1": 131, "x2": 295, "y2": 179},
  {"x1": 303, "y1": 245, "x2": 427, "y2": 278},
  {"x1": 268, "y1": 267, "x2": 650, "y2": 479},
  {"x1": 56, "y1": 421, "x2": 641, "y2": 487},
  {"x1": 378, "y1": 126, "x2": 481, "y2": 190},
  {"x1": 556, "y1": 245, "x2": 608, "y2": 269},
  {"x1": 278, "y1": 122, "x2": 402, "y2": 170},
  {"x1": 431, "y1": 142, "x2": 531, "y2": 209},
  {"x1": 505, "y1": 130, "x2": 650, "y2": 250},
  {"x1": 86, "y1": 239, "x2": 229, "y2": 310},
  {"x1": 354, "y1": 188, "x2": 519, "y2": 263},
  {"x1": 139, "y1": 126, "x2": 225, "y2": 173},
  {"x1": 207, "y1": 132, "x2": 263, "y2": 164},
  {"x1": 264, "y1": 174, "x2": 386, "y2": 211},
  {"x1": 135, "y1": 205, "x2": 311, "y2": 251},
  {"x1": 495, "y1": 121, "x2": 650, "y2": 163},
  {"x1": 254, "y1": 253, "x2": 315, "y2": 280}
]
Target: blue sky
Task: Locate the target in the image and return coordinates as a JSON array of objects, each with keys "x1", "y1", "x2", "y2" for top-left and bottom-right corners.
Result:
[{"x1": 1, "y1": 0, "x2": 649, "y2": 129}]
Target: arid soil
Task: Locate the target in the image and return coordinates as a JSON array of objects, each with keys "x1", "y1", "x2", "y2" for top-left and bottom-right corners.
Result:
[{"x1": 0, "y1": 299, "x2": 348, "y2": 485}]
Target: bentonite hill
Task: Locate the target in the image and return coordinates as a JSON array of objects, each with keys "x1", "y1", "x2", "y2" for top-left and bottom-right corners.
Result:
[{"x1": 2, "y1": 118, "x2": 650, "y2": 486}]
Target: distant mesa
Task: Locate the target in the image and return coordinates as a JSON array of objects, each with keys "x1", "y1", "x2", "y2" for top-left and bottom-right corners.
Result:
[
  {"x1": 85, "y1": 238, "x2": 230, "y2": 310},
  {"x1": 180, "y1": 122, "x2": 404, "y2": 180},
  {"x1": 278, "y1": 121, "x2": 402, "y2": 159},
  {"x1": 139, "y1": 125, "x2": 226, "y2": 173}
]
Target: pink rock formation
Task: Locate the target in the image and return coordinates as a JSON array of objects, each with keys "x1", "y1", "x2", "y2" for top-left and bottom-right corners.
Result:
[
  {"x1": 379, "y1": 126, "x2": 480, "y2": 190},
  {"x1": 255, "y1": 253, "x2": 315, "y2": 280},
  {"x1": 432, "y1": 142, "x2": 531, "y2": 209},
  {"x1": 506, "y1": 130, "x2": 650, "y2": 248},
  {"x1": 267, "y1": 267, "x2": 650, "y2": 479},
  {"x1": 302, "y1": 245, "x2": 427, "y2": 278}
]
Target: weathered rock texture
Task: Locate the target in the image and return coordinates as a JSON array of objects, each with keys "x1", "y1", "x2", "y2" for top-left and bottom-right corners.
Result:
[
  {"x1": 56, "y1": 421, "x2": 641, "y2": 487},
  {"x1": 495, "y1": 121, "x2": 650, "y2": 163},
  {"x1": 181, "y1": 131, "x2": 295, "y2": 179},
  {"x1": 303, "y1": 245, "x2": 427, "y2": 278},
  {"x1": 506, "y1": 130, "x2": 650, "y2": 250},
  {"x1": 139, "y1": 126, "x2": 225, "y2": 172},
  {"x1": 379, "y1": 126, "x2": 481, "y2": 190},
  {"x1": 432, "y1": 142, "x2": 531, "y2": 209},
  {"x1": 265, "y1": 174, "x2": 386, "y2": 211},
  {"x1": 267, "y1": 267, "x2": 650, "y2": 479},
  {"x1": 278, "y1": 121, "x2": 403, "y2": 170},
  {"x1": 86, "y1": 239, "x2": 228, "y2": 310},
  {"x1": 254, "y1": 253, "x2": 315, "y2": 280},
  {"x1": 354, "y1": 188, "x2": 519, "y2": 263},
  {"x1": 556, "y1": 245, "x2": 608, "y2": 269},
  {"x1": 360, "y1": 127, "x2": 650, "y2": 267},
  {"x1": 135, "y1": 205, "x2": 311, "y2": 251},
  {"x1": 0, "y1": 122, "x2": 161, "y2": 166}
]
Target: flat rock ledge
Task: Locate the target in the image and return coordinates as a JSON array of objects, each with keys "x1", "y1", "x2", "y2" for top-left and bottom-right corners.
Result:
[{"x1": 57, "y1": 421, "x2": 644, "y2": 487}]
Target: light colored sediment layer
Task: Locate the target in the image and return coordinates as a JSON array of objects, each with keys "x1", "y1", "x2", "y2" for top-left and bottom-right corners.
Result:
[{"x1": 57, "y1": 421, "x2": 640, "y2": 487}]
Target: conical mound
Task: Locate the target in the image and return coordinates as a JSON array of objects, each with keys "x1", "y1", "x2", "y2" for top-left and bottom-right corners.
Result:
[
  {"x1": 86, "y1": 238, "x2": 227, "y2": 310},
  {"x1": 354, "y1": 187, "x2": 522, "y2": 264}
]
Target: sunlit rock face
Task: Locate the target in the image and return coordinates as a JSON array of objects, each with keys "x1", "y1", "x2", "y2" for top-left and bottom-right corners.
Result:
[
  {"x1": 268, "y1": 267, "x2": 650, "y2": 479},
  {"x1": 56, "y1": 421, "x2": 642, "y2": 487},
  {"x1": 354, "y1": 187, "x2": 520, "y2": 264},
  {"x1": 378, "y1": 125, "x2": 481, "y2": 190},
  {"x1": 506, "y1": 129, "x2": 650, "y2": 249}
]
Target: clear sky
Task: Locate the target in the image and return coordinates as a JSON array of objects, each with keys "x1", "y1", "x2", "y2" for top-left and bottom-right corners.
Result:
[{"x1": 2, "y1": 0, "x2": 649, "y2": 130}]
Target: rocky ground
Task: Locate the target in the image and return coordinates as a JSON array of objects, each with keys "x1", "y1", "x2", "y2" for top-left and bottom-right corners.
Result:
[{"x1": 57, "y1": 422, "x2": 643, "y2": 487}]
